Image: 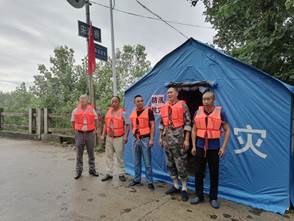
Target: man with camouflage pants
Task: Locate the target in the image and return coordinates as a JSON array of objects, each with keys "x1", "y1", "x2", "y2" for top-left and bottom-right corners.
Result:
[{"x1": 159, "y1": 87, "x2": 191, "y2": 201}]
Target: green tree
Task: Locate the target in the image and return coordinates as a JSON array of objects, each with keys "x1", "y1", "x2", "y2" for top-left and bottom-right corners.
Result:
[
  {"x1": 0, "y1": 82, "x2": 34, "y2": 130},
  {"x1": 0, "y1": 44, "x2": 151, "y2": 133},
  {"x1": 94, "y1": 44, "x2": 151, "y2": 112},
  {"x1": 1, "y1": 43, "x2": 150, "y2": 114},
  {"x1": 189, "y1": 0, "x2": 294, "y2": 83},
  {"x1": 30, "y1": 44, "x2": 151, "y2": 113},
  {"x1": 0, "y1": 82, "x2": 33, "y2": 112},
  {"x1": 31, "y1": 46, "x2": 87, "y2": 112},
  {"x1": 116, "y1": 45, "x2": 151, "y2": 94}
]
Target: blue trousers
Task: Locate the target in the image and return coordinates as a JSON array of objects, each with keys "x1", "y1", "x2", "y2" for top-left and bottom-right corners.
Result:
[{"x1": 133, "y1": 137, "x2": 153, "y2": 184}]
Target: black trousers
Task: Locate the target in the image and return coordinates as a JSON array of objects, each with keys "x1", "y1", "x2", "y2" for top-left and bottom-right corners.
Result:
[{"x1": 195, "y1": 148, "x2": 219, "y2": 200}]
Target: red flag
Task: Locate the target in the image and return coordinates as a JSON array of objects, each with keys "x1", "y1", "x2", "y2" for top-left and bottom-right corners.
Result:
[{"x1": 87, "y1": 23, "x2": 96, "y2": 75}]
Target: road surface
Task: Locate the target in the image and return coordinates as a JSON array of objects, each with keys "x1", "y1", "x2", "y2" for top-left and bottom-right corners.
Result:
[{"x1": 0, "y1": 137, "x2": 292, "y2": 221}]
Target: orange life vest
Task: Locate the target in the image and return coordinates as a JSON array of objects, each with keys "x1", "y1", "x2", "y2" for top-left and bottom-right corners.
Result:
[
  {"x1": 130, "y1": 107, "x2": 151, "y2": 136},
  {"x1": 74, "y1": 105, "x2": 96, "y2": 131},
  {"x1": 194, "y1": 106, "x2": 222, "y2": 139},
  {"x1": 105, "y1": 107, "x2": 125, "y2": 137},
  {"x1": 160, "y1": 100, "x2": 185, "y2": 128}
]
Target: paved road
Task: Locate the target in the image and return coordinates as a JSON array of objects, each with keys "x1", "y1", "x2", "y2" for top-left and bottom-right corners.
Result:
[{"x1": 0, "y1": 137, "x2": 293, "y2": 221}]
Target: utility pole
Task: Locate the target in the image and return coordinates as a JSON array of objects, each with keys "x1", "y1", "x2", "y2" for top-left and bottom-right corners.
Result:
[
  {"x1": 85, "y1": 0, "x2": 95, "y2": 105},
  {"x1": 109, "y1": 0, "x2": 118, "y2": 96}
]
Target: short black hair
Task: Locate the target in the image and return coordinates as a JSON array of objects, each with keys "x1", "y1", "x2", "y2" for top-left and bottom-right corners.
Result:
[
  {"x1": 111, "y1": 96, "x2": 121, "y2": 102},
  {"x1": 168, "y1": 86, "x2": 178, "y2": 92},
  {"x1": 134, "y1": 94, "x2": 143, "y2": 100},
  {"x1": 203, "y1": 90, "x2": 215, "y2": 98}
]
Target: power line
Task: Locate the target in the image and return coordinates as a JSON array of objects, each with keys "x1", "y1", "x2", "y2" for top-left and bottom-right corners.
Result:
[
  {"x1": 90, "y1": 0, "x2": 212, "y2": 29},
  {"x1": 136, "y1": 0, "x2": 188, "y2": 39}
]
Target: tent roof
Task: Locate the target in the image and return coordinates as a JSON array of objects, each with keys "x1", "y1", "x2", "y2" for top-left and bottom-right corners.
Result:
[
  {"x1": 283, "y1": 83, "x2": 294, "y2": 93},
  {"x1": 125, "y1": 38, "x2": 293, "y2": 94}
]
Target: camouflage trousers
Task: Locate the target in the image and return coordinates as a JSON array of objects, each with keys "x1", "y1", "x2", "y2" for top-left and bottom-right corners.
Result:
[{"x1": 163, "y1": 127, "x2": 188, "y2": 181}]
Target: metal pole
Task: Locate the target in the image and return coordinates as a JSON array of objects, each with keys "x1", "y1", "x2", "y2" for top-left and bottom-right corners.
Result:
[
  {"x1": 110, "y1": 0, "x2": 118, "y2": 96},
  {"x1": 86, "y1": 0, "x2": 95, "y2": 105}
]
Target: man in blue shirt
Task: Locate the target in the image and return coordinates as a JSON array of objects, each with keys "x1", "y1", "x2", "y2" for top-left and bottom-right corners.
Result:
[{"x1": 190, "y1": 91, "x2": 230, "y2": 209}]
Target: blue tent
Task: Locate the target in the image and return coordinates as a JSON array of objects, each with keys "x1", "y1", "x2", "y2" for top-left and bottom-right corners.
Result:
[{"x1": 124, "y1": 38, "x2": 294, "y2": 214}]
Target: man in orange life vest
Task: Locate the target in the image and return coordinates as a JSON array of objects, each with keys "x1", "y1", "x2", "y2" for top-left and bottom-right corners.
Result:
[
  {"x1": 101, "y1": 96, "x2": 130, "y2": 182},
  {"x1": 190, "y1": 91, "x2": 230, "y2": 209},
  {"x1": 71, "y1": 95, "x2": 99, "y2": 179},
  {"x1": 159, "y1": 87, "x2": 192, "y2": 202},
  {"x1": 128, "y1": 95, "x2": 155, "y2": 190}
]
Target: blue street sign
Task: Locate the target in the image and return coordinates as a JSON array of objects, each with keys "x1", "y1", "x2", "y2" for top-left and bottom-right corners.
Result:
[
  {"x1": 78, "y1": 20, "x2": 101, "y2": 42},
  {"x1": 94, "y1": 43, "x2": 108, "y2": 61}
]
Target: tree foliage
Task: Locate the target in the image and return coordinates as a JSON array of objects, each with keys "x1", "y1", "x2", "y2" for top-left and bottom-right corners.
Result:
[
  {"x1": 0, "y1": 83, "x2": 34, "y2": 112},
  {"x1": 189, "y1": 0, "x2": 294, "y2": 83},
  {"x1": 94, "y1": 44, "x2": 151, "y2": 112},
  {"x1": 0, "y1": 44, "x2": 151, "y2": 114},
  {"x1": 31, "y1": 46, "x2": 86, "y2": 112}
]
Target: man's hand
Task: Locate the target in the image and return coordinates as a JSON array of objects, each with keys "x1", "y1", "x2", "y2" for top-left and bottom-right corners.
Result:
[
  {"x1": 149, "y1": 139, "x2": 154, "y2": 147},
  {"x1": 218, "y1": 147, "x2": 226, "y2": 157},
  {"x1": 183, "y1": 140, "x2": 189, "y2": 151},
  {"x1": 123, "y1": 136, "x2": 128, "y2": 144},
  {"x1": 158, "y1": 137, "x2": 163, "y2": 147},
  {"x1": 191, "y1": 146, "x2": 196, "y2": 156},
  {"x1": 100, "y1": 135, "x2": 105, "y2": 144}
]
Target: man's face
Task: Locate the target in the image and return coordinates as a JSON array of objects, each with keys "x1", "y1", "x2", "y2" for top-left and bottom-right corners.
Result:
[
  {"x1": 134, "y1": 96, "x2": 144, "y2": 109},
  {"x1": 111, "y1": 97, "x2": 120, "y2": 108},
  {"x1": 202, "y1": 92, "x2": 215, "y2": 107},
  {"x1": 79, "y1": 96, "x2": 88, "y2": 106},
  {"x1": 167, "y1": 88, "x2": 178, "y2": 102}
]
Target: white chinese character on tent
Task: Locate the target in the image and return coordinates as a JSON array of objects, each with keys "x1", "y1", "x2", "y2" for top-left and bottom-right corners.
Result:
[{"x1": 234, "y1": 125, "x2": 267, "y2": 159}]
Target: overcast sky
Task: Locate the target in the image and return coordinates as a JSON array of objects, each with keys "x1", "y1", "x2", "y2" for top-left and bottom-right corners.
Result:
[{"x1": 0, "y1": 0, "x2": 215, "y2": 92}]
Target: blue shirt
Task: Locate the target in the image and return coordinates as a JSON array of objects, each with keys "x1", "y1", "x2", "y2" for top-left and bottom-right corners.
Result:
[{"x1": 195, "y1": 108, "x2": 227, "y2": 150}]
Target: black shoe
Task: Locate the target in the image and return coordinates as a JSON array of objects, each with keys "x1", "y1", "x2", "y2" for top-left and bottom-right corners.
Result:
[
  {"x1": 165, "y1": 186, "x2": 180, "y2": 195},
  {"x1": 74, "y1": 171, "x2": 82, "y2": 180},
  {"x1": 119, "y1": 175, "x2": 126, "y2": 182},
  {"x1": 101, "y1": 174, "x2": 113, "y2": 181},
  {"x1": 89, "y1": 170, "x2": 99, "y2": 177},
  {"x1": 148, "y1": 183, "x2": 155, "y2": 190},
  {"x1": 190, "y1": 196, "x2": 204, "y2": 205},
  {"x1": 128, "y1": 180, "x2": 141, "y2": 187},
  {"x1": 181, "y1": 190, "x2": 189, "y2": 202},
  {"x1": 210, "y1": 200, "x2": 220, "y2": 209}
]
